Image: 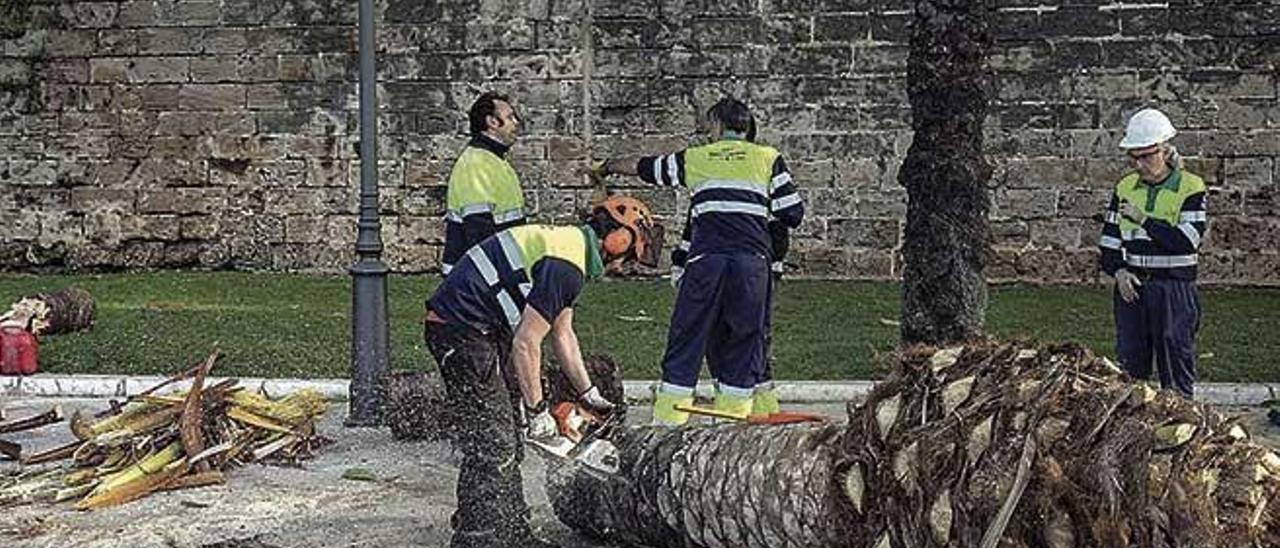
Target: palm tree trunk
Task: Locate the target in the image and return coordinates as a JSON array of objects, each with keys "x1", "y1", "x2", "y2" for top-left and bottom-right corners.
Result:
[
  {"x1": 899, "y1": 0, "x2": 993, "y2": 344},
  {"x1": 547, "y1": 341, "x2": 1280, "y2": 547},
  {"x1": 549, "y1": 422, "x2": 842, "y2": 547}
]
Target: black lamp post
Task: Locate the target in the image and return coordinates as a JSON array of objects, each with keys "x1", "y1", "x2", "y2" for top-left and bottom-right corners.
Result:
[{"x1": 347, "y1": 0, "x2": 387, "y2": 427}]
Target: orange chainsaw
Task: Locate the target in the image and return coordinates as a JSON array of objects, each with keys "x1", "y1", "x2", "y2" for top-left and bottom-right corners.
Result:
[{"x1": 525, "y1": 402, "x2": 624, "y2": 478}]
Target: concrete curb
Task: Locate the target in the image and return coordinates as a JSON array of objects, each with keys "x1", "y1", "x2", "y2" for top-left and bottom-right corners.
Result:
[{"x1": 3, "y1": 374, "x2": 1276, "y2": 406}]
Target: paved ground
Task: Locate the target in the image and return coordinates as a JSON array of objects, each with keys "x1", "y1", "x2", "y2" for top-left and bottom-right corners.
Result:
[{"x1": 2, "y1": 397, "x2": 1277, "y2": 548}]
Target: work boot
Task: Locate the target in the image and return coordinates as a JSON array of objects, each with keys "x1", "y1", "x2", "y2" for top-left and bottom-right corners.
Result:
[
  {"x1": 751, "y1": 381, "x2": 780, "y2": 416},
  {"x1": 713, "y1": 382, "x2": 754, "y2": 420},
  {"x1": 653, "y1": 383, "x2": 694, "y2": 426}
]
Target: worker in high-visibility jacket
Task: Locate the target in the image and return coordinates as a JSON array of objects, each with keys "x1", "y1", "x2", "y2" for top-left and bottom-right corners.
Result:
[
  {"x1": 1098, "y1": 108, "x2": 1208, "y2": 397},
  {"x1": 667, "y1": 119, "x2": 791, "y2": 417},
  {"x1": 441, "y1": 92, "x2": 526, "y2": 275},
  {"x1": 594, "y1": 97, "x2": 805, "y2": 425},
  {"x1": 425, "y1": 196, "x2": 660, "y2": 548}
]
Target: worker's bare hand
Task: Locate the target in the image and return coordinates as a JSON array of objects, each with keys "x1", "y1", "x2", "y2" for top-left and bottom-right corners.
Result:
[
  {"x1": 579, "y1": 385, "x2": 618, "y2": 415},
  {"x1": 1114, "y1": 268, "x2": 1142, "y2": 303},
  {"x1": 1120, "y1": 202, "x2": 1148, "y2": 225}
]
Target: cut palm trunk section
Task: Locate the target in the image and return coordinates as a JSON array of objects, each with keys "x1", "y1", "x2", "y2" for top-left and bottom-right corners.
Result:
[
  {"x1": 0, "y1": 286, "x2": 95, "y2": 336},
  {"x1": 0, "y1": 349, "x2": 330, "y2": 510},
  {"x1": 547, "y1": 340, "x2": 1280, "y2": 548}
]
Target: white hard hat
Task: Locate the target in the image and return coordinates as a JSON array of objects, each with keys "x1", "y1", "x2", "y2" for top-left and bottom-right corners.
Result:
[{"x1": 1119, "y1": 108, "x2": 1176, "y2": 149}]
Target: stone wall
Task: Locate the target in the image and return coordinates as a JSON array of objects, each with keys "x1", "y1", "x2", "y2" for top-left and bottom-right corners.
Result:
[{"x1": 0, "y1": 0, "x2": 1277, "y2": 284}]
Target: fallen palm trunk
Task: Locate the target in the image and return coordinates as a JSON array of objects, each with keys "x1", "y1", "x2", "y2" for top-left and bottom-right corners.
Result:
[
  {"x1": 1, "y1": 351, "x2": 329, "y2": 509},
  {"x1": 548, "y1": 340, "x2": 1280, "y2": 547}
]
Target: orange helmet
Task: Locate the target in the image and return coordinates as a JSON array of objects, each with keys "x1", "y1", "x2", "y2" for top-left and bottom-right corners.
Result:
[{"x1": 594, "y1": 195, "x2": 662, "y2": 267}]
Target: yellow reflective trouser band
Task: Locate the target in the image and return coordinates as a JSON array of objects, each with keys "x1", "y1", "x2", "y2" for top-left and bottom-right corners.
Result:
[
  {"x1": 752, "y1": 386, "x2": 780, "y2": 416},
  {"x1": 713, "y1": 386, "x2": 754, "y2": 419}
]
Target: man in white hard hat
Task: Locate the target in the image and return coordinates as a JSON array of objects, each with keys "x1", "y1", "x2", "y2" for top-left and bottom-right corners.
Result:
[{"x1": 1097, "y1": 108, "x2": 1208, "y2": 397}]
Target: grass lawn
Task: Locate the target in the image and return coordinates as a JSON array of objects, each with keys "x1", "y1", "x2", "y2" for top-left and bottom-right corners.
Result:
[{"x1": 0, "y1": 272, "x2": 1276, "y2": 382}]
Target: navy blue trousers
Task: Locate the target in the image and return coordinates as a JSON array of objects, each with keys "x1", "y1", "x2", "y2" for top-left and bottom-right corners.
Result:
[
  {"x1": 661, "y1": 253, "x2": 769, "y2": 390},
  {"x1": 1114, "y1": 277, "x2": 1200, "y2": 397}
]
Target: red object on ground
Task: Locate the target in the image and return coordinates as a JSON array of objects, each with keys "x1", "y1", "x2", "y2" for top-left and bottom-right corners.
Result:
[{"x1": 0, "y1": 326, "x2": 38, "y2": 375}]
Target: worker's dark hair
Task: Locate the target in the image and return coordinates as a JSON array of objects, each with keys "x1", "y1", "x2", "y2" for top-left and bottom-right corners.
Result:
[
  {"x1": 707, "y1": 97, "x2": 754, "y2": 134},
  {"x1": 468, "y1": 91, "x2": 510, "y2": 136}
]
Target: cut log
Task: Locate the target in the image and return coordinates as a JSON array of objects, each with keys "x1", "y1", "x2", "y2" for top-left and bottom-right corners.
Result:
[
  {"x1": 547, "y1": 340, "x2": 1280, "y2": 548},
  {"x1": 0, "y1": 287, "x2": 95, "y2": 336}
]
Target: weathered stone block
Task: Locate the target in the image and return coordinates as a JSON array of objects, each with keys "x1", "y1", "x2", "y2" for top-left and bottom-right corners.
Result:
[
  {"x1": 283, "y1": 215, "x2": 327, "y2": 243},
  {"x1": 994, "y1": 70, "x2": 1071, "y2": 102},
  {"x1": 1, "y1": 209, "x2": 41, "y2": 240},
  {"x1": 1016, "y1": 249, "x2": 1099, "y2": 283},
  {"x1": 396, "y1": 215, "x2": 444, "y2": 245},
  {"x1": 1237, "y1": 253, "x2": 1280, "y2": 285},
  {"x1": 1223, "y1": 157, "x2": 1273, "y2": 189},
  {"x1": 814, "y1": 14, "x2": 870, "y2": 43},
  {"x1": 1072, "y1": 71, "x2": 1138, "y2": 101},
  {"x1": 594, "y1": 49, "x2": 661, "y2": 78},
  {"x1": 44, "y1": 30, "x2": 96, "y2": 57},
  {"x1": 1117, "y1": 6, "x2": 1169, "y2": 37},
  {"x1": 118, "y1": 240, "x2": 166, "y2": 267},
  {"x1": 994, "y1": 188, "x2": 1057, "y2": 220},
  {"x1": 829, "y1": 218, "x2": 899, "y2": 249},
  {"x1": 154, "y1": 0, "x2": 220, "y2": 27},
  {"x1": 139, "y1": 188, "x2": 227, "y2": 215},
  {"x1": 1029, "y1": 219, "x2": 1082, "y2": 250},
  {"x1": 0, "y1": 59, "x2": 31, "y2": 86},
  {"x1": 5, "y1": 159, "x2": 58, "y2": 186},
  {"x1": 58, "y1": 2, "x2": 120, "y2": 29},
  {"x1": 127, "y1": 57, "x2": 190, "y2": 83},
  {"x1": 121, "y1": 215, "x2": 180, "y2": 241},
  {"x1": 137, "y1": 28, "x2": 202, "y2": 55},
  {"x1": 769, "y1": 45, "x2": 851, "y2": 76},
  {"x1": 70, "y1": 188, "x2": 136, "y2": 212},
  {"x1": 1042, "y1": 7, "x2": 1117, "y2": 38},
  {"x1": 189, "y1": 56, "x2": 238, "y2": 83},
  {"x1": 178, "y1": 83, "x2": 246, "y2": 111},
  {"x1": 179, "y1": 215, "x2": 220, "y2": 240},
  {"x1": 848, "y1": 248, "x2": 896, "y2": 279}
]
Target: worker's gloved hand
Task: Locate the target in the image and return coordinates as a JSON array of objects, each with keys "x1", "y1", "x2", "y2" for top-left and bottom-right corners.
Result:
[
  {"x1": 1120, "y1": 201, "x2": 1148, "y2": 225},
  {"x1": 578, "y1": 385, "x2": 618, "y2": 415},
  {"x1": 670, "y1": 265, "x2": 684, "y2": 290},
  {"x1": 1114, "y1": 268, "x2": 1142, "y2": 303},
  {"x1": 525, "y1": 401, "x2": 557, "y2": 440}
]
